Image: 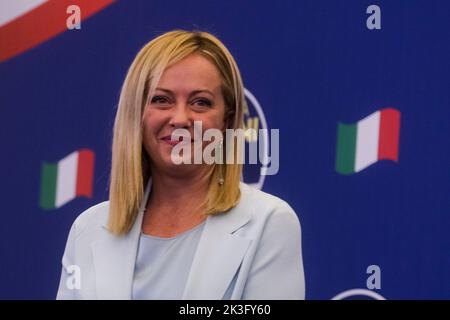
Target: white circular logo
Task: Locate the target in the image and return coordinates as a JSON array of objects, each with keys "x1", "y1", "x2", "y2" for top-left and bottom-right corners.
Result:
[
  {"x1": 331, "y1": 288, "x2": 386, "y2": 300},
  {"x1": 242, "y1": 88, "x2": 269, "y2": 190}
]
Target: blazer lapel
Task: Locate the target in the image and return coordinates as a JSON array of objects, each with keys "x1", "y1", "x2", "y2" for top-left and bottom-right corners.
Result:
[
  {"x1": 91, "y1": 179, "x2": 152, "y2": 299},
  {"x1": 182, "y1": 200, "x2": 252, "y2": 300},
  {"x1": 91, "y1": 180, "x2": 252, "y2": 300}
]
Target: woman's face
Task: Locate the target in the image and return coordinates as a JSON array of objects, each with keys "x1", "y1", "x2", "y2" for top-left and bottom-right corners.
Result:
[{"x1": 142, "y1": 53, "x2": 226, "y2": 175}]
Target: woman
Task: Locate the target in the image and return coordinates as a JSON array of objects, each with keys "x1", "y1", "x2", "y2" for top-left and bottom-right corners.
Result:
[{"x1": 57, "y1": 30, "x2": 305, "y2": 300}]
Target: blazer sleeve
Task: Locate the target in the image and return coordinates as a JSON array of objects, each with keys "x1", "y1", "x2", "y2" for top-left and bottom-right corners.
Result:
[
  {"x1": 242, "y1": 200, "x2": 306, "y2": 299},
  {"x1": 56, "y1": 222, "x2": 79, "y2": 300}
]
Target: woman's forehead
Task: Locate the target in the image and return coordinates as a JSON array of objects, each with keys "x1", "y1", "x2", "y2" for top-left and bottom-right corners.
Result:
[{"x1": 157, "y1": 54, "x2": 222, "y2": 91}]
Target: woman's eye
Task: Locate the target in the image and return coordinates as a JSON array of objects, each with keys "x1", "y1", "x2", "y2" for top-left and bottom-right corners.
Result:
[
  {"x1": 193, "y1": 99, "x2": 212, "y2": 107},
  {"x1": 151, "y1": 96, "x2": 169, "y2": 104}
]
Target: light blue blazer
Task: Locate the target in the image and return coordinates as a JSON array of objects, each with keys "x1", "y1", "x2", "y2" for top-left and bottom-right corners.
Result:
[{"x1": 56, "y1": 181, "x2": 305, "y2": 300}]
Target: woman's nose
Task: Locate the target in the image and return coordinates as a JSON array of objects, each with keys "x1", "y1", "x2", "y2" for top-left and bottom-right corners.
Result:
[{"x1": 168, "y1": 104, "x2": 192, "y2": 128}]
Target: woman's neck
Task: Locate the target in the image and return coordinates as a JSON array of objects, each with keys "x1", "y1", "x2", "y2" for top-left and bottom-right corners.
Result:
[
  {"x1": 142, "y1": 165, "x2": 213, "y2": 235},
  {"x1": 149, "y1": 166, "x2": 211, "y2": 208}
]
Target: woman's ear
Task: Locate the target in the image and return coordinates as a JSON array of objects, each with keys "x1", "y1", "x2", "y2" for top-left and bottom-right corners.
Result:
[
  {"x1": 223, "y1": 108, "x2": 235, "y2": 131},
  {"x1": 222, "y1": 117, "x2": 228, "y2": 131}
]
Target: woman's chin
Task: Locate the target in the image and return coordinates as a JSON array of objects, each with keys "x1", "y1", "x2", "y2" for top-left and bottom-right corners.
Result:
[{"x1": 159, "y1": 155, "x2": 194, "y2": 171}]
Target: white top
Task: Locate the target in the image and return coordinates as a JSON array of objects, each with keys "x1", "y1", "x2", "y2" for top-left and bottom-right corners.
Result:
[{"x1": 132, "y1": 222, "x2": 205, "y2": 299}]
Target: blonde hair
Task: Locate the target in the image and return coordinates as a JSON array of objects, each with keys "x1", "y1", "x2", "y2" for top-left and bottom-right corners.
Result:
[{"x1": 108, "y1": 30, "x2": 246, "y2": 235}]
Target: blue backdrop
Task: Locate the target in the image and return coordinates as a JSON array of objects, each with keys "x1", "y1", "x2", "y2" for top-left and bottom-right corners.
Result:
[{"x1": 0, "y1": 0, "x2": 449, "y2": 299}]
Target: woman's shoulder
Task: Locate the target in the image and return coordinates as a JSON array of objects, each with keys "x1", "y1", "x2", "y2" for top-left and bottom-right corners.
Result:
[
  {"x1": 238, "y1": 182, "x2": 299, "y2": 222},
  {"x1": 70, "y1": 201, "x2": 110, "y2": 238}
]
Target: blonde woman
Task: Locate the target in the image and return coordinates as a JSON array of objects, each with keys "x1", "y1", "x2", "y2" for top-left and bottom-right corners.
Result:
[{"x1": 56, "y1": 30, "x2": 305, "y2": 300}]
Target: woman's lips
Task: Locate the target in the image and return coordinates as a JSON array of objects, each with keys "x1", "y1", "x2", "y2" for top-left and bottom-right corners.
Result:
[{"x1": 160, "y1": 135, "x2": 194, "y2": 146}]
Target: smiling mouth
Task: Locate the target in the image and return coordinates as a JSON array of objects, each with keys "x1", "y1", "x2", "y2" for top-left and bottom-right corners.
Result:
[{"x1": 160, "y1": 135, "x2": 194, "y2": 146}]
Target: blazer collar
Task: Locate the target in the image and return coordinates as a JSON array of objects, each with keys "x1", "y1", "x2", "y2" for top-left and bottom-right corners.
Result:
[
  {"x1": 92, "y1": 179, "x2": 152, "y2": 300},
  {"x1": 182, "y1": 197, "x2": 252, "y2": 299},
  {"x1": 92, "y1": 179, "x2": 252, "y2": 300}
]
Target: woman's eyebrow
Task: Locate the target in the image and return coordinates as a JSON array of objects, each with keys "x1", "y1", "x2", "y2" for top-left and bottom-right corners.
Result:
[
  {"x1": 190, "y1": 89, "x2": 214, "y2": 97},
  {"x1": 154, "y1": 87, "x2": 174, "y2": 95},
  {"x1": 155, "y1": 87, "x2": 215, "y2": 97}
]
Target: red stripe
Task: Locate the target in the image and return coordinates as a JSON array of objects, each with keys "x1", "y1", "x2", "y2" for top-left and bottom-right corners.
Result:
[
  {"x1": 76, "y1": 149, "x2": 95, "y2": 198},
  {"x1": 0, "y1": 0, "x2": 115, "y2": 63},
  {"x1": 377, "y1": 108, "x2": 400, "y2": 161}
]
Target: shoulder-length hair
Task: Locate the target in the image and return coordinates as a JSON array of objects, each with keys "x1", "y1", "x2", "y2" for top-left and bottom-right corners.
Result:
[{"x1": 108, "y1": 30, "x2": 246, "y2": 235}]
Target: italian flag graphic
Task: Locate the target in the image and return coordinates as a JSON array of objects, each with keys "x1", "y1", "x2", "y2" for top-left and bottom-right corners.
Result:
[
  {"x1": 335, "y1": 108, "x2": 400, "y2": 175},
  {"x1": 40, "y1": 149, "x2": 95, "y2": 209},
  {"x1": 0, "y1": 0, "x2": 115, "y2": 63}
]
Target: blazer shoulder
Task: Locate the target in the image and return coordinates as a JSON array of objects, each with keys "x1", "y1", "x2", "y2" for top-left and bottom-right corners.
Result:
[
  {"x1": 239, "y1": 182, "x2": 300, "y2": 223},
  {"x1": 240, "y1": 183, "x2": 292, "y2": 210},
  {"x1": 71, "y1": 201, "x2": 110, "y2": 238}
]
